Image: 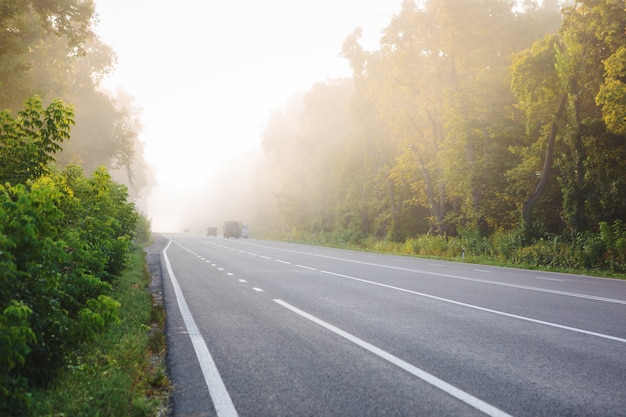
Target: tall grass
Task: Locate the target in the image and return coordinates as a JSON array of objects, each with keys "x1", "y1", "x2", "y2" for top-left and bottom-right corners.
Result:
[
  {"x1": 279, "y1": 224, "x2": 626, "y2": 277},
  {"x1": 28, "y1": 246, "x2": 169, "y2": 416}
]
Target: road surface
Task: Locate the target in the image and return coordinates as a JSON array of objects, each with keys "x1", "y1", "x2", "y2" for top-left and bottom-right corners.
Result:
[{"x1": 151, "y1": 233, "x2": 626, "y2": 417}]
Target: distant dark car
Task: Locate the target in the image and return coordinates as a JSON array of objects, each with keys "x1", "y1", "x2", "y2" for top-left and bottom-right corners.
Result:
[
  {"x1": 223, "y1": 221, "x2": 242, "y2": 238},
  {"x1": 206, "y1": 226, "x2": 217, "y2": 237}
]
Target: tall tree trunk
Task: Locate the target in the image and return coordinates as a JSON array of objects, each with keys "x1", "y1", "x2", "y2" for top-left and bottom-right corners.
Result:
[
  {"x1": 522, "y1": 94, "x2": 567, "y2": 227},
  {"x1": 416, "y1": 155, "x2": 446, "y2": 235}
]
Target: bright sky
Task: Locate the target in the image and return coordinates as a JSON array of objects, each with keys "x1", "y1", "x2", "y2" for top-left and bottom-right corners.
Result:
[{"x1": 93, "y1": 0, "x2": 398, "y2": 231}]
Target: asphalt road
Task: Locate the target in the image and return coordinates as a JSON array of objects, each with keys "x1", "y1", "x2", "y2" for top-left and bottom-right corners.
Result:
[{"x1": 150, "y1": 233, "x2": 626, "y2": 417}]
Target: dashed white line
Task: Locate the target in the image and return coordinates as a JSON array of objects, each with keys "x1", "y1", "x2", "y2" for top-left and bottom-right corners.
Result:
[
  {"x1": 240, "y1": 242, "x2": 624, "y2": 304},
  {"x1": 253, "y1": 287, "x2": 264, "y2": 292},
  {"x1": 297, "y1": 265, "x2": 317, "y2": 271},
  {"x1": 238, "y1": 279, "x2": 247, "y2": 283},
  {"x1": 275, "y1": 259, "x2": 291, "y2": 265},
  {"x1": 260, "y1": 255, "x2": 272, "y2": 260},
  {"x1": 227, "y1": 273, "x2": 234, "y2": 276}
]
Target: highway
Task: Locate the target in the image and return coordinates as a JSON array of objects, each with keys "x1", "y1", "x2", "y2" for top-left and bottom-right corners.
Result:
[{"x1": 155, "y1": 233, "x2": 626, "y2": 417}]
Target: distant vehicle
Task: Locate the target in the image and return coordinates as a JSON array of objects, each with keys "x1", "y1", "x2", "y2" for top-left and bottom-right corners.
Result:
[
  {"x1": 223, "y1": 221, "x2": 242, "y2": 238},
  {"x1": 206, "y1": 226, "x2": 217, "y2": 237},
  {"x1": 241, "y1": 223, "x2": 249, "y2": 239}
]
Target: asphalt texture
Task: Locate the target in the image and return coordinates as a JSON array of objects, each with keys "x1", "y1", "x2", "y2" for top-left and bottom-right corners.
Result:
[{"x1": 147, "y1": 233, "x2": 626, "y2": 417}]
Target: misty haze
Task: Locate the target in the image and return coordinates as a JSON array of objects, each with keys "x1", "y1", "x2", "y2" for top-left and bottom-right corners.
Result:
[{"x1": 3, "y1": 0, "x2": 626, "y2": 415}]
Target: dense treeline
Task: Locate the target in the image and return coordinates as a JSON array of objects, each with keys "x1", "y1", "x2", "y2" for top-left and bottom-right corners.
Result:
[
  {"x1": 0, "y1": 96, "x2": 141, "y2": 415},
  {"x1": 0, "y1": 2, "x2": 147, "y2": 413},
  {"x1": 0, "y1": 0, "x2": 149, "y2": 197},
  {"x1": 259, "y1": 0, "x2": 626, "y2": 272}
]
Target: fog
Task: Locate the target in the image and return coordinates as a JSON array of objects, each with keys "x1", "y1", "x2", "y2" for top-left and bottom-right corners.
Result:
[
  {"x1": 96, "y1": 0, "x2": 558, "y2": 236},
  {"x1": 173, "y1": 149, "x2": 266, "y2": 234},
  {"x1": 93, "y1": 0, "x2": 392, "y2": 232}
]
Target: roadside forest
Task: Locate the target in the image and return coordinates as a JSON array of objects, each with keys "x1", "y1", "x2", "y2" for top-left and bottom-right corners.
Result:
[
  {"x1": 259, "y1": 0, "x2": 626, "y2": 273},
  {"x1": 0, "y1": 0, "x2": 149, "y2": 196},
  {"x1": 0, "y1": 1, "x2": 151, "y2": 414}
]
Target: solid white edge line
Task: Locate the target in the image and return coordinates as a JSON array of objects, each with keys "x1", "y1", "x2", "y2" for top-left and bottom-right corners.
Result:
[
  {"x1": 320, "y1": 270, "x2": 626, "y2": 344},
  {"x1": 273, "y1": 299, "x2": 512, "y2": 417},
  {"x1": 163, "y1": 240, "x2": 238, "y2": 417}
]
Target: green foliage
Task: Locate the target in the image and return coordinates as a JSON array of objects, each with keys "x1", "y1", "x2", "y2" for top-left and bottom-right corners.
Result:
[
  {"x1": 134, "y1": 212, "x2": 153, "y2": 247},
  {"x1": 257, "y1": 0, "x2": 626, "y2": 269},
  {"x1": 0, "y1": 0, "x2": 95, "y2": 110},
  {"x1": 0, "y1": 0, "x2": 148, "y2": 199},
  {"x1": 596, "y1": 46, "x2": 626, "y2": 135},
  {"x1": 599, "y1": 220, "x2": 626, "y2": 271},
  {"x1": 0, "y1": 97, "x2": 141, "y2": 416},
  {"x1": 0, "y1": 301, "x2": 36, "y2": 412},
  {"x1": 0, "y1": 96, "x2": 74, "y2": 184},
  {"x1": 28, "y1": 248, "x2": 170, "y2": 417}
]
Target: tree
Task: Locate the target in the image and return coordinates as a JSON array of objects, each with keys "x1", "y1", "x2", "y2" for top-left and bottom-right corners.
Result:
[
  {"x1": 0, "y1": 96, "x2": 74, "y2": 185},
  {"x1": 596, "y1": 46, "x2": 626, "y2": 136},
  {"x1": 0, "y1": 0, "x2": 95, "y2": 110},
  {"x1": 512, "y1": 0, "x2": 626, "y2": 236},
  {"x1": 0, "y1": 1, "x2": 149, "y2": 198},
  {"x1": 346, "y1": 0, "x2": 559, "y2": 237}
]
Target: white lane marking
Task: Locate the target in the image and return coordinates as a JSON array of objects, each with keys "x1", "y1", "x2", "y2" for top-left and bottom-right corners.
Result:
[
  {"x1": 275, "y1": 259, "x2": 291, "y2": 265},
  {"x1": 218, "y1": 268, "x2": 224, "y2": 271},
  {"x1": 474, "y1": 269, "x2": 493, "y2": 274},
  {"x1": 274, "y1": 299, "x2": 512, "y2": 417},
  {"x1": 242, "y1": 242, "x2": 626, "y2": 305},
  {"x1": 203, "y1": 238, "x2": 623, "y2": 305},
  {"x1": 238, "y1": 279, "x2": 247, "y2": 283},
  {"x1": 253, "y1": 287, "x2": 264, "y2": 292},
  {"x1": 536, "y1": 277, "x2": 565, "y2": 282},
  {"x1": 163, "y1": 240, "x2": 238, "y2": 417},
  {"x1": 297, "y1": 265, "x2": 317, "y2": 271},
  {"x1": 227, "y1": 273, "x2": 234, "y2": 276},
  {"x1": 260, "y1": 255, "x2": 272, "y2": 260},
  {"x1": 320, "y1": 270, "x2": 626, "y2": 344}
]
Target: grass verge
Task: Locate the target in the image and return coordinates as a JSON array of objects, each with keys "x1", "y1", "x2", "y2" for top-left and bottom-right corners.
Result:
[
  {"x1": 270, "y1": 231, "x2": 626, "y2": 279},
  {"x1": 28, "y1": 245, "x2": 170, "y2": 417}
]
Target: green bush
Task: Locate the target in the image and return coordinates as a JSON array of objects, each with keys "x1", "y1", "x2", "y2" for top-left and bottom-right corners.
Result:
[
  {"x1": 0, "y1": 97, "x2": 140, "y2": 415},
  {"x1": 491, "y1": 228, "x2": 524, "y2": 261}
]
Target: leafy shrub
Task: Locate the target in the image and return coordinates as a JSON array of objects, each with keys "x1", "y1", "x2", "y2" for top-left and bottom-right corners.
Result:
[
  {"x1": 458, "y1": 228, "x2": 492, "y2": 257},
  {"x1": 0, "y1": 98, "x2": 139, "y2": 415},
  {"x1": 491, "y1": 228, "x2": 524, "y2": 261},
  {"x1": 599, "y1": 220, "x2": 626, "y2": 271}
]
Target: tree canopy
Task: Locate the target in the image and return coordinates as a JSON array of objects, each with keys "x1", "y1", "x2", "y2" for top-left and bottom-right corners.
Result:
[
  {"x1": 0, "y1": 0, "x2": 148, "y2": 197},
  {"x1": 257, "y1": 0, "x2": 626, "y2": 270}
]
